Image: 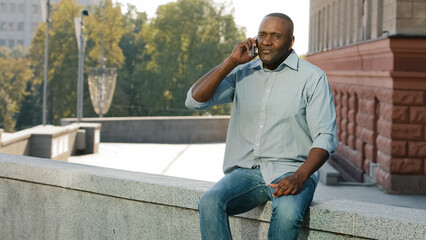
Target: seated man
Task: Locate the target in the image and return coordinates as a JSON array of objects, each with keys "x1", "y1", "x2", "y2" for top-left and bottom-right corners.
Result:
[{"x1": 185, "y1": 13, "x2": 337, "y2": 240}]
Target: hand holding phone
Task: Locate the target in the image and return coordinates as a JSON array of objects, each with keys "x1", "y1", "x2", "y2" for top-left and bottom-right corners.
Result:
[{"x1": 248, "y1": 37, "x2": 257, "y2": 57}]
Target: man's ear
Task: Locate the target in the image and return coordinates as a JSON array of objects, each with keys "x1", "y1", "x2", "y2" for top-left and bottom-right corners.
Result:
[{"x1": 289, "y1": 36, "x2": 295, "y2": 50}]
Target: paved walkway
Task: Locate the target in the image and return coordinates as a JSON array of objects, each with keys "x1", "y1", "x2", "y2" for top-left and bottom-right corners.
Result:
[{"x1": 69, "y1": 143, "x2": 426, "y2": 210}]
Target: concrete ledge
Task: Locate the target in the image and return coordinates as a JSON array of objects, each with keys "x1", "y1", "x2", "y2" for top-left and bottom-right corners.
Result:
[
  {"x1": 0, "y1": 153, "x2": 425, "y2": 239},
  {"x1": 61, "y1": 116, "x2": 230, "y2": 143},
  {"x1": 0, "y1": 123, "x2": 100, "y2": 161}
]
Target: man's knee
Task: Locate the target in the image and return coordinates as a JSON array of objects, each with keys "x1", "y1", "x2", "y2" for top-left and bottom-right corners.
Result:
[
  {"x1": 272, "y1": 201, "x2": 305, "y2": 227},
  {"x1": 198, "y1": 189, "x2": 223, "y2": 213}
]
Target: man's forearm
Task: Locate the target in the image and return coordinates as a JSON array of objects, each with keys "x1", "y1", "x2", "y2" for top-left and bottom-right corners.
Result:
[
  {"x1": 269, "y1": 147, "x2": 329, "y2": 197},
  {"x1": 294, "y1": 147, "x2": 329, "y2": 182},
  {"x1": 191, "y1": 57, "x2": 238, "y2": 102}
]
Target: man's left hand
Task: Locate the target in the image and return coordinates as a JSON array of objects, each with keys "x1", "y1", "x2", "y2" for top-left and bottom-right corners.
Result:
[{"x1": 269, "y1": 172, "x2": 306, "y2": 197}]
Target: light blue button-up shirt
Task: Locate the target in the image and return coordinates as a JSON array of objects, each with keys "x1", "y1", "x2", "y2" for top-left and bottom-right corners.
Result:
[{"x1": 185, "y1": 50, "x2": 337, "y2": 184}]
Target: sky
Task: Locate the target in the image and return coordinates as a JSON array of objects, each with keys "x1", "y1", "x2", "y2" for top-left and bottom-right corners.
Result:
[{"x1": 114, "y1": 0, "x2": 310, "y2": 54}]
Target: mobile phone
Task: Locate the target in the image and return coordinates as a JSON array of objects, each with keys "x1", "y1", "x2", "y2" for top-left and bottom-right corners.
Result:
[{"x1": 249, "y1": 38, "x2": 257, "y2": 57}]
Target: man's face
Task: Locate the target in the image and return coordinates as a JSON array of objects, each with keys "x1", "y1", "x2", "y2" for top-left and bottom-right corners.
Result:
[{"x1": 257, "y1": 16, "x2": 294, "y2": 70}]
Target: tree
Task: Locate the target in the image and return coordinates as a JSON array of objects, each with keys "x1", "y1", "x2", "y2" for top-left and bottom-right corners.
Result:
[
  {"x1": 138, "y1": 0, "x2": 245, "y2": 116},
  {"x1": 26, "y1": 0, "x2": 82, "y2": 125},
  {"x1": 107, "y1": 4, "x2": 149, "y2": 116},
  {"x1": 23, "y1": 0, "x2": 127, "y2": 124},
  {"x1": 0, "y1": 48, "x2": 33, "y2": 132},
  {"x1": 86, "y1": 0, "x2": 125, "y2": 68},
  {"x1": 15, "y1": 0, "x2": 245, "y2": 128}
]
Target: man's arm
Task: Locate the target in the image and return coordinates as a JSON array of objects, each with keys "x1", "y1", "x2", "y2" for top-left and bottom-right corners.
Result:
[
  {"x1": 270, "y1": 73, "x2": 337, "y2": 197},
  {"x1": 191, "y1": 38, "x2": 257, "y2": 102},
  {"x1": 269, "y1": 147, "x2": 328, "y2": 197}
]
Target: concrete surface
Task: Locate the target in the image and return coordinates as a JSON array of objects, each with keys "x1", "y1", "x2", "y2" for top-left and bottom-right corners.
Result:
[
  {"x1": 2, "y1": 153, "x2": 426, "y2": 240},
  {"x1": 69, "y1": 143, "x2": 426, "y2": 210}
]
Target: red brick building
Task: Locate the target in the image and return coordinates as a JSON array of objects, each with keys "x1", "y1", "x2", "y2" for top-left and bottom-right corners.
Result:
[{"x1": 306, "y1": 0, "x2": 426, "y2": 194}]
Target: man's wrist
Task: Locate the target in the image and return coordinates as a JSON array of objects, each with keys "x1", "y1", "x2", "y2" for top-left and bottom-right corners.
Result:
[
  {"x1": 225, "y1": 56, "x2": 240, "y2": 69},
  {"x1": 293, "y1": 169, "x2": 310, "y2": 183}
]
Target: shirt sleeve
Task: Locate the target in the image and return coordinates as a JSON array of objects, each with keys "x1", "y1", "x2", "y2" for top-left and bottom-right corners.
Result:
[
  {"x1": 306, "y1": 73, "x2": 338, "y2": 158},
  {"x1": 185, "y1": 71, "x2": 236, "y2": 110}
]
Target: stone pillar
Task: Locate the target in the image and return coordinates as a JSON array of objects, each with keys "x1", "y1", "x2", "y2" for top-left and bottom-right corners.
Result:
[
  {"x1": 306, "y1": 37, "x2": 426, "y2": 194},
  {"x1": 78, "y1": 123, "x2": 101, "y2": 154}
]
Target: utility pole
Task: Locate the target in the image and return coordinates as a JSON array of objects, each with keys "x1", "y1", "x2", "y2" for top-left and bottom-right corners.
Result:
[
  {"x1": 41, "y1": 0, "x2": 50, "y2": 126},
  {"x1": 76, "y1": 10, "x2": 89, "y2": 123}
]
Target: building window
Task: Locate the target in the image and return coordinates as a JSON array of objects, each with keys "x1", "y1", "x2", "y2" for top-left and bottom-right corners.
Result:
[
  {"x1": 9, "y1": 3, "x2": 16, "y2": 13},
  {"x1": 18, "y1": 22, "x2": 24, "y2": 31},
  {"x1": 18, "y1": 3, "x2": 24, "y2": 13},
  {"x1": 0, "y1": 39, "x2": 6, "y2": 46},
  {"x1": 9, "y1": 22, "x2": 15, "y2": 31},
  {"x1": 32, "y1": 4, "x2": 39, "y2": 14},
  {"x1": 17, "y1": 39, "x2": 24, "y2": 46},
  {"x1": 1, "y1": 3, "x2": 7, "y2": 13},
  {"x1": 8, "y1": 39, "x2": 15, "y2": 48},
  {"x1": 32, "y1": 23, "x2": 39, "y2": 33},
  {"x1": 0, "y1": 22, "x2": 7, "y2": 31}
]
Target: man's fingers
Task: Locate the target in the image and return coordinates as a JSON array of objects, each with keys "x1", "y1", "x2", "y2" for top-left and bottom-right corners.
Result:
[
  {"x1": 270, "y1": 183, "x2": 288, "y2": 197},
  {"x1": 269, "y1": 179, "x2": 301, "y2": 197}
]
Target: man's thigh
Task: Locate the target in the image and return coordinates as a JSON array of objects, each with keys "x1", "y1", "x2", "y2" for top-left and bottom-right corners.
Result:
[
  {"x1": 203, "y1": 168, "x2": 270, "y2": 215},
  {"x1": 269, "y1": 175, "x2": 317, "y2": 223}
]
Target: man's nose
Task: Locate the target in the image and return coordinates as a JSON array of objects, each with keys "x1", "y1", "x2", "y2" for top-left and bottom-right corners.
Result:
[{"x1": 261, "y1": 36, "x2": 272, "y2": 46}]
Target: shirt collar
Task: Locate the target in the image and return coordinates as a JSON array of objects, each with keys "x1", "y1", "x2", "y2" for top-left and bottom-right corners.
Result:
[{"x1": 249, "y1": 49, "x2": 299, "y2": 72}]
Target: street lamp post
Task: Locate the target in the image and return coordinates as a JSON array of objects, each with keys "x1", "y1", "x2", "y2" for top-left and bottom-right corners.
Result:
[
  {"x1": 41, "y1": 0, "x2": 50, "y2": 126},
  {"x1": 87, "y1": 1, "x2": 117, "y2": 118},
  {"x1": 75, "y1": 10, "x2": 89, "y2": 123}
]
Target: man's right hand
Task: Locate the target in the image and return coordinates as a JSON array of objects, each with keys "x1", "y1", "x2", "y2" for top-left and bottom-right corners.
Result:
[
  {"x1": 191, "y1": 37, "x2": 257, "y2": 102},
  {"x1": 229, "y1": 37, "x2": 258, "y2": 66}
]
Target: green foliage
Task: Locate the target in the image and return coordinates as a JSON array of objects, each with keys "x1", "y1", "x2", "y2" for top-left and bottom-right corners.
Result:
[
  {"x1": 26, "y1": 0, "x2": 82, "y2": 125},
  {"x1": 107, "y1": 5, "x2": 148, "y2": 116},
  {"x1": 0, "y1": 48, "x2": 33, "y2": 132},
  {"x1": 135, "y1": 0, "x2": 244, "y2": 115},
  {"x1": 86, "y1": 0, "x2": 125, "y2": 68},
  {"x1": 9, "y1": 0, "x2": 245, "y2": 131}
]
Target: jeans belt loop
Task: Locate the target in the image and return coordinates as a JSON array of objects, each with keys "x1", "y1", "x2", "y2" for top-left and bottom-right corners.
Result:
[{"x1": 251, "y1": 164, "x2": 260, "y2": 169}]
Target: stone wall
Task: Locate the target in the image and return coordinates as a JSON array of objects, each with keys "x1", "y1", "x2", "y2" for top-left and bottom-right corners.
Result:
[
  {"x1": 1, "y1": 153, "x2": 425, "y2": 239},
  {"x1": 61, "y1": 116, "x2": 230, "y2": 144},
  {"x1": 306, "y1": 37, "x2": 426, "y2": 193},
  {"x1": 0, "y1": 123, "x2": 100, "y2": 161}
]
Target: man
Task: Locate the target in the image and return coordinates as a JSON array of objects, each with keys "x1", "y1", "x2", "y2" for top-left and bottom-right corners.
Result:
[{"x1": 185, "y1": 13, "x2": 337, "y2": 240}]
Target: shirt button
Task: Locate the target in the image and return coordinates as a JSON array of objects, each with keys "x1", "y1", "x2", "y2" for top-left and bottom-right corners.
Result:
[
  {"x1": 260, "y1": 125, "x2": 263, "y2": 128},
  {"x1": 266, "y1": 90, "x2": 270, "y2": 93}
]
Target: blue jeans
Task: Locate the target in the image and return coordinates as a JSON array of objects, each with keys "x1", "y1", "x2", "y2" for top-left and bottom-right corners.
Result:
[{"x1": 198, "y1": 168, "x2": 317, "y2": 240}]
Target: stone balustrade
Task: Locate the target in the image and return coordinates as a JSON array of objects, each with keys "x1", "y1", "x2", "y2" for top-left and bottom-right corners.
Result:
[{"x1": 0, "y1": 123, "x2": 100, "y2": 161}]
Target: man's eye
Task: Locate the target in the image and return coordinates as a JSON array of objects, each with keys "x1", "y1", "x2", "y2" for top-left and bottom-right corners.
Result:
[{"x1": 273, "y1": 35, "x2": 280, "y2": 39}]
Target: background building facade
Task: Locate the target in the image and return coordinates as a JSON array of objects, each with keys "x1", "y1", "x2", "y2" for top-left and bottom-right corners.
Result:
[
  {"x1": 307, "y1": 0, "x2": 426, "y2": 194},
  {"x1": 0, "y1": 0, "x2": 99, "y2": 50}
]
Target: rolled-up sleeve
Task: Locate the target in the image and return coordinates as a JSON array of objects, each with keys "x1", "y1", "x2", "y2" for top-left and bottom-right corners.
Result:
[
  {"x1": 185, "y1": 73, "x2": 236, "y2": 111},
  {"x1": 306, "y1": 73, "x2": 338, "y2": 158}
]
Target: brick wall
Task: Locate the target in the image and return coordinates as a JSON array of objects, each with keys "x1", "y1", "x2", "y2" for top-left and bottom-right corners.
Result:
[{"x1": 306, "y1": 37, "x2": 426, "y2": 194}]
